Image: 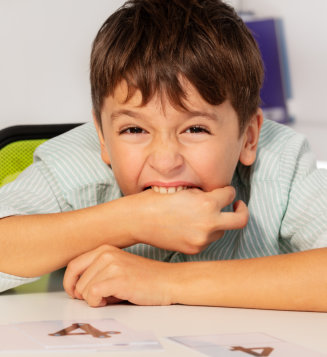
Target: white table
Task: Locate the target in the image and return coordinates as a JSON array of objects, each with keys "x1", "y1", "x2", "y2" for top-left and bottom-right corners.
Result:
[{"x1": 1, "y1": 289, "x2": 327, "y2": 356}]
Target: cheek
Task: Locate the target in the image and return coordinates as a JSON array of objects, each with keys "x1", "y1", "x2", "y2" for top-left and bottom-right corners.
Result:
[
  {"x1": 190, "y1": 143, "x2": 240, "y2": 189},
  {"x1": 108, "y1": 144, "x2": 144, "y2": 193}
]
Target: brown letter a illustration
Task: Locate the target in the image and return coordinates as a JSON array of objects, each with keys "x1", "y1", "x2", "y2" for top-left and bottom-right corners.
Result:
[
  {"x1": 49, "y1": 323, "x2": 120, "y2": 339},
  {"x1": 230, "y1": 346, "x2": 274, "y2": 356}
]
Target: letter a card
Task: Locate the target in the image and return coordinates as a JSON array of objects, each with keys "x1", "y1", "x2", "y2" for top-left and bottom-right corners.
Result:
[
  {"x1": 169, "y1": 332, "x2": 326, "y2": 356},
  {"x1": 0, "y1": 318, "x2": 161, "y2": 352}
]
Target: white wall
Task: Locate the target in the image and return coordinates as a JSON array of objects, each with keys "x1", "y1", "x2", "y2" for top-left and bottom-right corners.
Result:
[
  {"x1": 0, "y1": 0, "x2": 125, "y2": 129},
  {"x1": 0, "y1": 0, "x2": 327, "y2": 131}
]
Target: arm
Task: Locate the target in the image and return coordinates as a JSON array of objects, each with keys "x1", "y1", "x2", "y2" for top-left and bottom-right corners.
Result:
[
  {"x1": 171, "y1": 247, "x2": 327, "y2": 312},
  {"x1": 0, "y1": 197, "x2": 137, "y2": 278},
  {"x1": 0, "y1": 187, "x2": 247, "y2": 278},
  {"x1": 64, "y1": 245, "x2": 327, "y2": 312}
]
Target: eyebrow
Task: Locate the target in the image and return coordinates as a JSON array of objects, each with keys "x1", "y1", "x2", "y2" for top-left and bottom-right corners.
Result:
[
  {"x1": 185, "y1": 110, "x2": 219, "y2": 121},
  {"x1": 110, "y1": 109, "x2": 142, "y2": 121},
  {"x1": 110, "y1": 109, "x2": 219, "y2": 122}
]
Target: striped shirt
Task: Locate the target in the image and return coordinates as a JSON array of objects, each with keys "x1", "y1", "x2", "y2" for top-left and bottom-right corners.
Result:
[{"x1": 0, "y1": 119, "x2": 327, "y2": 291}]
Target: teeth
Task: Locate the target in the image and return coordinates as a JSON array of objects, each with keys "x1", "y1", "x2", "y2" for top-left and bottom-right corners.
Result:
[
  {"x1": 152, "y1": 186, "x2": 187, "y2": 194},
  {"x1": 167, "y1": 187, "x2": 176, "y2": 194},
  {"x1": 159, "y1": 187, "x2": 167, "y2": 194}
]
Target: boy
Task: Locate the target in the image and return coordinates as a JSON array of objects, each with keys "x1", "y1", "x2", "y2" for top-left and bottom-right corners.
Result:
[{"x1": 0, "y1": 0, "x2": 327, "y2": 311}]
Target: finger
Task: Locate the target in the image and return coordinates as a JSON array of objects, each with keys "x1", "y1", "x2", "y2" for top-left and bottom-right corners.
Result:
[
  {"x1": 218, "y1": 200, "x2": 249, "y2": 230},
  {"x1": 85, "y1": 279, "x2": 119, "y2": 307},
  {"x1": 63, "y1": 246, "x2": 108, "y2": 298},
  {"x1": 64, "y1": 261, "x2": 85, "y2": 299},
  {"x1": 64, "y1": 255, "x2": 95, "y2": 298},
  {"x1": 233, "y1": 199, "x2": 247, "y2": 213},
  {"x1": 75, "y1": 252, "x2": 113, "y2": 299},
  {"x1": 208, "y1": 186, "x2": 236, "y2": 209}
]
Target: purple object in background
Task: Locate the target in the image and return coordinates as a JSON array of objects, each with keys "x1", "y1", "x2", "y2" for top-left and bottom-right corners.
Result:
[{"x1": 245, "y1": 18, "x2": 292, "y2": 123}]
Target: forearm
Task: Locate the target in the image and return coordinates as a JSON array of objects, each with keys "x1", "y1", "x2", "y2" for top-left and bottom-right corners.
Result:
[
  {"x1": 169, "y1": 248, "x2": 327, "y2": 312},
  {"x1": 0, "y1": 186, "x2": 254, "y2": 281},
  {"x1": 0, "y1": 198, "x2": 137, "y2": 278}
]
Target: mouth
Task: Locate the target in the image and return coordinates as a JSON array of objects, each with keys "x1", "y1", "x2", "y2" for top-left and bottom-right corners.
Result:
[{"x1": 143, "y1": 185, "x2": 202, "y2": 194}]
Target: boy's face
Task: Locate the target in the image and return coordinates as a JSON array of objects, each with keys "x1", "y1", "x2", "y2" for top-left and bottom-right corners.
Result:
[{"x1": 94, "y1": 80, "x2": 262, "y2": 195}]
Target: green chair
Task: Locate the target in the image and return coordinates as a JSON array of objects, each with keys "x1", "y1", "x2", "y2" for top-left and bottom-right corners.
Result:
[
  {"x1": 0, "y1": 123, "x2": 82, "y2": 293},
  {"x1": 0, "y1": 124, "x2": 82, "y2": 187}
]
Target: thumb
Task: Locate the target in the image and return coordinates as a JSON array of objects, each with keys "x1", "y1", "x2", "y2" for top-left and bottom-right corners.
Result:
[
  {"x1": 208, "y1": 186, "x2": 236, "y2": 209},
  {"x1": 233, "y1": 200, "x2": 249, "y2": 228}
]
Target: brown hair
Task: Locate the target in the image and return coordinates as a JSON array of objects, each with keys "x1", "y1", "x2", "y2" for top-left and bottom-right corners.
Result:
[{"x1": 90, "y1": 0, "x2": 264, "y2": 134}]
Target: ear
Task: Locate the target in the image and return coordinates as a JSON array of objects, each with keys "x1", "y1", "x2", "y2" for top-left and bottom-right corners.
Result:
[
  {"x1": 92, "y1": 111, "x2": 111, "y2": 165},
  {"x1": 239, "y1": 108, "x2": 263, "y2": 166}
]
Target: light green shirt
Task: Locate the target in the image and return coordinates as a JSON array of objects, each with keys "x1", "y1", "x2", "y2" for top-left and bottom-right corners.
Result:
[{"x1": 1, "y1": 119, "x2": 326, "y2": 291}]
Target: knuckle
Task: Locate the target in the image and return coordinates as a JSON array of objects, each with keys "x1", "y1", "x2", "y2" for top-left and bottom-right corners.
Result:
[
  {"x1": 66, "y1": 260, "x2": 77, "y2": 273},
  {"x1": 187, "y1": 235, "x2": 208, "y2": 254},
  {"x1": 99, "y1": 244, "x2": 116, "y2": 253},
  {"x1": 201, "y1": 196, "x2": 215, "y2": 211},
  {"x1": 108, "y1": 262, "x2": 123, "y2": 277},
  {"x1": 89, "y1": 284, "x2": 101, "y2": 297},
  {"x1": 99, "y1": 251, "x2": 114, "y2": 263}
]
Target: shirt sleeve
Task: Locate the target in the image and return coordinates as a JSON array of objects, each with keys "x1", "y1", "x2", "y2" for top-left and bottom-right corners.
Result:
[
  {"x1": 279, "y1": 134, "x2": 327, "y2": 251},
  {"x1": 0, "y1": 160, "x2": 64, "y2": 293},
  {"x1": 0, "y1": 273, "x2": 39, "y2": 292},
  {"x1": 0, "y1": 160, "x2": 66, "y2": 218}
]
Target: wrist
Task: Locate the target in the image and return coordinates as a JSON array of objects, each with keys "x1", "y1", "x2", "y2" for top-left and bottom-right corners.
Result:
[
  {"x1": 156, "y1": 261, "x2": 181, "y2": 305},
  {"x1": 118, "y1": 191, "x2": 157, "y2": 246},
  {"x1": 164, "y1": 262, "x2": 191, "y2": 305},
  {"x1": 92, "y1": 197, "x2": 138, "y2": 248},
  {"x1": 110, "y1": 194, "x2": 143, "y2": 246},
  {"x1": 166, "y1": 261, "x2": 214, "y2": 306}
]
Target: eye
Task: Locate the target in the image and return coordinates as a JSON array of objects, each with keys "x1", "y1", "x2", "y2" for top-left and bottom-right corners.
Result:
[
  {"x1": 119, "y1": 126, "x2": 147, "y2": 135},
  {"x1": 184, "y1": 126, "x2": 211, "y2": 134}
]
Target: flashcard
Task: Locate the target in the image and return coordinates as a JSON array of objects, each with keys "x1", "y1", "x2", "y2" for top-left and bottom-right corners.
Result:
[
  {"x1": 0, "y1": 324, "x2": 44, "y2": 351},
  {"x1": 169, "y1": 332, "x2": 326, "y2": 357},
  {"x1": 0, "y1": 319, "x2": 162, "y2": 352}
]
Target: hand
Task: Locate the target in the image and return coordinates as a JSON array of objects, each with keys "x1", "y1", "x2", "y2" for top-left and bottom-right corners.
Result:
[
  {"x1": 127, "y1": 186, "x2": 248, "y2": 254},
  {"x1": 63, "y1": 245, "x2": 174, "y2": 307}
]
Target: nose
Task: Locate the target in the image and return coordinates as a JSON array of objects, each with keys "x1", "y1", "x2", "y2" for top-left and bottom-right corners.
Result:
[{"x1": 147, "y1": 136, "x2": 184, "y2": 176}]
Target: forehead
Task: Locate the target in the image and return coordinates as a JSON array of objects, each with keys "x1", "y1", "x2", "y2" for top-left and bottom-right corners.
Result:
[{"x1": 107, "y1": 79, "x2": 218, "y2": 115}]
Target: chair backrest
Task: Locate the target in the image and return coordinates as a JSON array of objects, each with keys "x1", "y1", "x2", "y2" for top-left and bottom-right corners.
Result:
[{"x1": 0, "y1": 124, "x2": 82, "y2": 187}]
